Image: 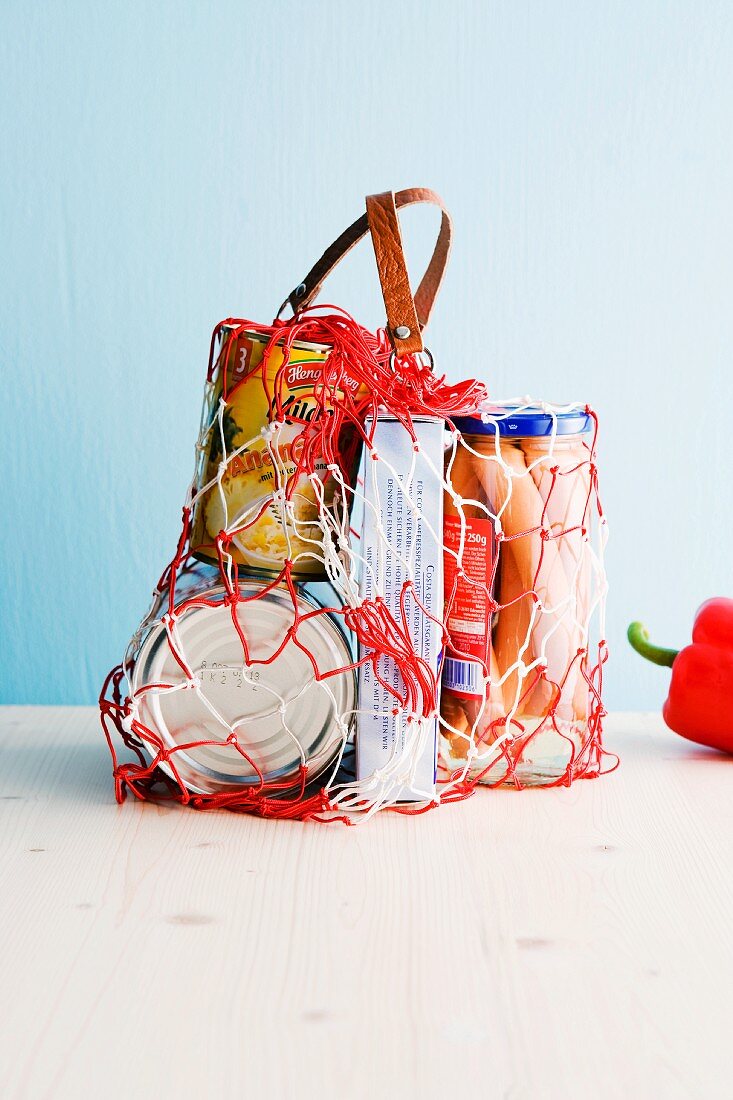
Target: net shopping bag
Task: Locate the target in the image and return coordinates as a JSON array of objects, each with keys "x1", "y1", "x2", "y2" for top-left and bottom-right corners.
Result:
[{"x1": 100, "y1": 188, "x2": 612, "y2": 822}]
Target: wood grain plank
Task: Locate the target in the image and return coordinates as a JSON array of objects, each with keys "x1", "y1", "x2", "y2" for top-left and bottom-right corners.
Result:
[{"x1": 0, "y1": 708, "x2": 731, "y2": 1099}]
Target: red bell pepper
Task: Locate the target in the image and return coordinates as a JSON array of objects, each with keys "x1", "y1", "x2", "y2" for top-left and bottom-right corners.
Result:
[{"x1": 628, "y1": 598, "x2": 733, "y2": 755}]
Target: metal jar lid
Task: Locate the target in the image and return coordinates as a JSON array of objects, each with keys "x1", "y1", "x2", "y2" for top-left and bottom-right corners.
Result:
[
  {"x1": 131, "y1": 582, "x2": 354, "y2": 795},
  {"x1": 452, "y1": 404, "x2": 592, "y2": 438},
  {"x1": 219, "y1": 324, "x2": 333, "y2": 355}
]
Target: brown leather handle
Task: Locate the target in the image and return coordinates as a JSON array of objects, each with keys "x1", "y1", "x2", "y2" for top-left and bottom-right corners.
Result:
[
  {"x1": 366, "y1": 191, "x2": 427, "y2": 355},
  {"x1": 277, "y1": 187, "x2": 452, "y2": 356}
]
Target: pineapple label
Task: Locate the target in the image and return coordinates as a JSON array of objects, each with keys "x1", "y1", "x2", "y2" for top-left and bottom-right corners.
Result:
[{"x1": 191, "y1": 329, "x2": 363, "y2": 577}]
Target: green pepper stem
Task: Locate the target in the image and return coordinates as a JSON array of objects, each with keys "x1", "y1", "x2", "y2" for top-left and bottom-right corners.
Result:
[{"x1": 627, "y1": 622, "x2": 678, "y2": 667}]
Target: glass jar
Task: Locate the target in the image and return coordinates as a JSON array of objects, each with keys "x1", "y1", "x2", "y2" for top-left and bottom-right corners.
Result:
[
  {"x1": 190, "y1": 325, "x2": 364, "y2": 580},
  {"x1": 440, "y1": 404, "x2": 603, "y2": 786}
]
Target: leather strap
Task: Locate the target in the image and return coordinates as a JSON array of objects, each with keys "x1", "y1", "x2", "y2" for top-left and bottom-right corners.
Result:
[
  {"x1": 366, "y1": 191, "x2": 422, "y2": 355},
  {"x1": 278, "y1": 187, "x2": 452, "y2": 355}
]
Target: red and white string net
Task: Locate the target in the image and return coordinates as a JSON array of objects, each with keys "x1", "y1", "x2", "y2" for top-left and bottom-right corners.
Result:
[{"x1": 100, "y1": 308, "x2": 614, "y2": 822}]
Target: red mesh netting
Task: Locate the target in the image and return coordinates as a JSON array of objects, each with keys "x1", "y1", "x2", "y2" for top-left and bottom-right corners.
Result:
[{"x1": 100, "y1": 307, "x2": 614, "y2": 822}]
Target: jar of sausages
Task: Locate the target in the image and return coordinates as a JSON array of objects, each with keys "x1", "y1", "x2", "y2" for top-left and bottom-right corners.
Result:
[{"x1": 440, "y1": 404, "x2": 605, "y2": 787}]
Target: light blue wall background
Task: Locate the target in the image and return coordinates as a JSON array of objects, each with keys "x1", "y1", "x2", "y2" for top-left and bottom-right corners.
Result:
[{"x1": 2, "y1": 1, "x2": 732, "y2": 710}]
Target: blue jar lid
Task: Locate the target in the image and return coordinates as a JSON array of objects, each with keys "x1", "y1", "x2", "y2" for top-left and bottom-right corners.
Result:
[{"x1": 452, "y1": 404, "x2": 592, "y2": 438}]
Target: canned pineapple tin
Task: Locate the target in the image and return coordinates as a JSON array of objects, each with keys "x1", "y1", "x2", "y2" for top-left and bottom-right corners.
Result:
[{"x1": 190, "y1": 326, "x2": 363, "y2": 578}]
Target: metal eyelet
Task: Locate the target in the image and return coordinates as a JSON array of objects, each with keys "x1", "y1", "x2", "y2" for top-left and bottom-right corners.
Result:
[
  {"x1": 275, "y1": 282, "x2": 308, "y2": 321},
  {"x1": 388, "y1": 346, "x2": 434, "y2": 373}
]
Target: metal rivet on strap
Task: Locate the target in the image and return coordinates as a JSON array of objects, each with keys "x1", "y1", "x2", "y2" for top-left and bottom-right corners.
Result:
[{"x1": 394, "y1": 325, "x2": 411, "y2": 339}]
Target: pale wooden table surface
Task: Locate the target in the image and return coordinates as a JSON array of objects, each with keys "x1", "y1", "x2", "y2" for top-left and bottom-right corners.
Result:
[{"x1": 0, "y1": 708, "x2": 731, "y2": 1100}]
